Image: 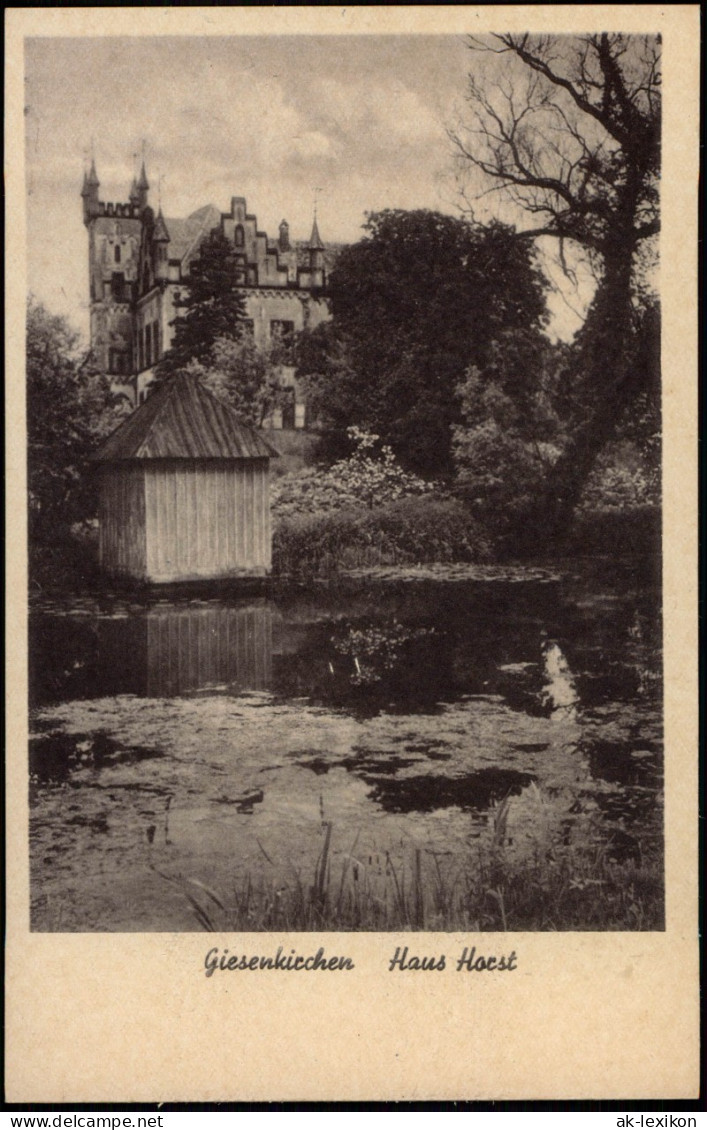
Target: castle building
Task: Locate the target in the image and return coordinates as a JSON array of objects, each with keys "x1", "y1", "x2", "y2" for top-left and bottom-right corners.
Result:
[{"x1": 81, "y1": 158, "x2": 337, "y2": 425}]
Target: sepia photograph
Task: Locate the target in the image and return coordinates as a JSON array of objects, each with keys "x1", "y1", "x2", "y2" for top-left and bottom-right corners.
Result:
[
  {"x1": 25, "y1": 27, "x2": 666, "y2": 935},
  {"x1": 6, "y1": 4, "x2": 699, "y2": 1104}
]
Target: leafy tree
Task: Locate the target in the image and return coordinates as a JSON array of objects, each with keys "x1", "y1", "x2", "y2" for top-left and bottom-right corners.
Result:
[
  {"x1": 450, "y1": 33, "x2": 661, "y2": 539},
  {"x1": 297, "y1": 209, "x2": 549, "y2": 476},
  {"x1": 452, "y1": 329, "x2": 566, "y2": 541},
  {"x1": 185, "y1": 334, "x2": 286, "y2": 429},
  {"x1": 155, "y1": 227, "x2": 248, "y2": 379},
  {"x1": 26, "y1": 298, "x2": 129, "y2": 538}
]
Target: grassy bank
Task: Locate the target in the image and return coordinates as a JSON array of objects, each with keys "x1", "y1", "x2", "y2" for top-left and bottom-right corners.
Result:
[
  {"x1": 171, "y1": 810, "x2": 664, "y2": 933},
  {"x1": 28, "y1": 502, "x2": 660, "y2": 592}
]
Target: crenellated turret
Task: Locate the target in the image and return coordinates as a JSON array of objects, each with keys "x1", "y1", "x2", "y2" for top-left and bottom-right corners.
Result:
[{"x1": 82, "y1": 159, "x2": 333, "y2": 408}]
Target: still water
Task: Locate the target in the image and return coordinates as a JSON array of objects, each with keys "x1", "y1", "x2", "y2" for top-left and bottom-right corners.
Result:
[{"x1": 29, "y1": 559, "x2": 663, "y2": 931}]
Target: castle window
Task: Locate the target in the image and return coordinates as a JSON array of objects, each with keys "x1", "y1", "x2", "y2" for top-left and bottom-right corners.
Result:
[
  {"x1": 240, "y1": 319, "x2": 255, "y2": 337},
  {"x1": 114, "y1": 244, "x2": 121, "y2": 264},
  {"x1": 235, "y1": 224, "x2": 245, "y2": 248},
  {"x1": 145, "y1": 325, "x2": 152, "y2": 369},
  {"x1": 109, "y1": 349, "x2": 128, "y2": 376},
  {"x1": 152, "y1": 321, "x2": 160, "y2": 362},
  {"x1": 111, "y1": 272, "x2": 125, "y2": 302}
]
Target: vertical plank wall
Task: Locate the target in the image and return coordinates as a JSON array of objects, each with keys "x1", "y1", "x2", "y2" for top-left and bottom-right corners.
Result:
[
  {"x1": 144, "y1": 459, "x2": 271, "y2": 582},
  {"x1": 144, "y1": 603, "x2": 273, "y2": 695},
  {"x1": 98, "y1": 465, "x2": 147, "y2": 578}
]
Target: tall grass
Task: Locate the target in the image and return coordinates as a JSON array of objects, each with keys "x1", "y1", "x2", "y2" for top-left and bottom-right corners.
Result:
[{"x1": 167, "y1": 806, "x2": 663, "y2": 933}]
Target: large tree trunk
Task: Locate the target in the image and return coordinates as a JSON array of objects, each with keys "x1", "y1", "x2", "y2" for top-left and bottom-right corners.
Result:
[{"x1": 517, "y1": 245, "x2": 649, "y2": 551}]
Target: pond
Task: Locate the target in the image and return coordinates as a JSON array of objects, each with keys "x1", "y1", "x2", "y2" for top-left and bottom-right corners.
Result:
[{"x1": 28, "y1": 557, "x2": 663, "y2": 932}]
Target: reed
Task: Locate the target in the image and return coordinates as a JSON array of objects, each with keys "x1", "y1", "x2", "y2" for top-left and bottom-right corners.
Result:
[{"x1": 168, "y1": 816, "x2": 664, "y2": 933}]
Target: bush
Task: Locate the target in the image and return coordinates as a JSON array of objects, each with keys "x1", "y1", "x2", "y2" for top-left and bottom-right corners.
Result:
[
  {"x1": 578, "y1": 457, "x2": 659, "y2": 513},
  {"x1": 273, "y1": 496, "x2": 492, "y2": 577},
  {"x1": 271, "y1": 426, "x2": 432, "y2": 520},
  {"x1": 568, "y1": 504, "x2": 661, "y2": 561}
]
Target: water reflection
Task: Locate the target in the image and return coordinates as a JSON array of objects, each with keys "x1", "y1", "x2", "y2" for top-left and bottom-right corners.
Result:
[
  {"x1": 30, "y1": 575, "x2": 661, "y2": 718},
  {"x1": 540, "y1": 640, "x2": 578, "y2": 721},
  {"x1": 29, "y1": 568, "x2": 663, "y2": 930},
  {"x1": 31, "y1": 601, "x2": 272, "y2": 701}
]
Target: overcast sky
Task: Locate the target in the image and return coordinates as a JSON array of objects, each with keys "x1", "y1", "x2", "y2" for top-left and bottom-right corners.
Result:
[{"x1": 24, "y1": 33, "x2": 583, "y2": 341}]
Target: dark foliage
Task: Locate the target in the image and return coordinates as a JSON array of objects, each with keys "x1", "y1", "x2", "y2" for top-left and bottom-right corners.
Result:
[
  {"x1": 451, "y1": 33, "x2": 661, "y2": 542},
  {"x1": 297, "y1": 210, "x2": 549, "y2": 476},
  {"x1": 26, "y1": 299, "x2": 129, "y2": 541},
  {"x1": 155, "y1": 227, "x2": 248, "y2": 380}
]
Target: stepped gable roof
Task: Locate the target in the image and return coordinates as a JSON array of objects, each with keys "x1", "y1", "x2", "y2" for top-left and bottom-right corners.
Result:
[
  {"x1": 162, "y1": 204, "x2": 221, "y2": 264},
  {"x1": 92, "y1": 372, "x2": 280, "y2": 463}
]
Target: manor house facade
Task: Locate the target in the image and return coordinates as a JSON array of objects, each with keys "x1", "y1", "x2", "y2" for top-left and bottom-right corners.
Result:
[{"x1": 81, "y1": 158, "x2": 336, "y2": 426}]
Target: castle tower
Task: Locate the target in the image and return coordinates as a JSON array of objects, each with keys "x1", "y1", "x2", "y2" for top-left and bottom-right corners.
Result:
[{"x1": 82, "y1": 154, "x2": 144, "y2": 395}]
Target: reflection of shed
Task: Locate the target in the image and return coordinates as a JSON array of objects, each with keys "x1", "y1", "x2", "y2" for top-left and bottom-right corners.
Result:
[
  {"x1": 92, "y1": 373, "x2": 279, "y2": 582},
  {"x1": 97, "y1": 603, "x2": 273, "y2": 696}
]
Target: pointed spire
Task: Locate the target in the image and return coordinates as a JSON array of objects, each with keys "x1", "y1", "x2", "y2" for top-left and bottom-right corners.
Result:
[
  {"x1": 309, "y1": 215, "x2": 324, "y2": 250},
  {"x1": 137, "y1": 159, "x2": 149, "y2": 191},
  {"x1": 153, "y1": 208, "x2": 170, "y2": 242},
  {"x1": 82, "y1": 155, "x2": 100, "y2": 224},
  {"x1": 129, "y1": 177, "x2": 140, "y2": 205}
]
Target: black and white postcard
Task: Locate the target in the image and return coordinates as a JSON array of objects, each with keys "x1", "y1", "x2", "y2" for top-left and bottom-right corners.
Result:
[{"x1": 6, "y1": 4, "x2": 700, "y2": 1102}]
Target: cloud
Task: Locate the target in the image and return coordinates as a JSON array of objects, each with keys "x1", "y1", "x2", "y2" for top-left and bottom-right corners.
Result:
[
  {"x1": 21, "y1": 35, "x2": 486, "y2": 331},
  {"x1": 314, "y1": 75, "x2": 445, "y2": 151}
]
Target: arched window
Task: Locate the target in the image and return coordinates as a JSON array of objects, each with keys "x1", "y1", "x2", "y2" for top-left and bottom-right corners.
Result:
[
  {"x1": 235, "y1": 224, "x2": 245, "y2": 248},
  {"x1": 114, "y1": 244, "x2": 121, "y2": 264}
]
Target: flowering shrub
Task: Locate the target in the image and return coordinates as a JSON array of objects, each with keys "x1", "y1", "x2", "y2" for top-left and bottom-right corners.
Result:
[
  {"x1": 578, "y1": 458, "x2": 659, "y2": 513},
  {"x1": 272, "y1": 427, "x2": 432, "y2": 519}
]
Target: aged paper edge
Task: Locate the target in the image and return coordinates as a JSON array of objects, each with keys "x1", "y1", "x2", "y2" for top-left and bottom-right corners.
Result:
[{"x1": 5, "y1": 5, "x2": 700, "y2": 1103}]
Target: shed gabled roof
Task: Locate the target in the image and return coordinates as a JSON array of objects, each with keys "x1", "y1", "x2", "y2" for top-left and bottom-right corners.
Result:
[{"x1": 92, "y1": 373, "x2": 280, "y2": 462}]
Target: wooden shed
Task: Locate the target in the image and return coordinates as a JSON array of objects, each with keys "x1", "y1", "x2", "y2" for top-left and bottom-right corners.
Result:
[{"x1": 92, "y1": 373, "x2": 279, "y2": 583}]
